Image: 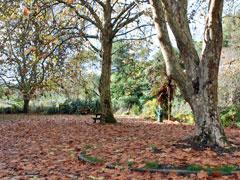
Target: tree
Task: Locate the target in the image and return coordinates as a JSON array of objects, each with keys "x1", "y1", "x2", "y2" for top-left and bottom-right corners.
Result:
[
  {"x1": 57, "y1": 49, "x2": 99, "y2": 100},
  {"x1": 56, "y1": 0, "x2": 149, "y2": 123},
  {"x1": 150, "y1": 0, "x2": 228, "y2": 148},
  {"x1": 111, "y1": 41, "x2": 151, "y2": 114},
  {"x1": 0, "y1": 1, "x2": 78, "y2": 113},
  {"x1": 148, "y1": 52, "x2": 178, "y2": 121},
  {"x1": 223, "y1": 13, "x2": 240, "y2": 47}
]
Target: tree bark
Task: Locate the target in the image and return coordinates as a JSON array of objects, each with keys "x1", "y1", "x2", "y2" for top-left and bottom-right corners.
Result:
[
  {"x1": 150, "y1": 0, "x2": 228, "y2": 148},
  {"x1": 167, "y1": 79, "x2": 173, "y2": 121},
  {"x1": 99, "y1": 37, "x2": 116, "y2": 123},
  {"x1": 98, "y1": 1, "x2": 117, "y2": 123},
  {"x1": 190, "y1": 96, "x2": 227, "y2": 147},
  {"x1": 23, "y1": 96, "x2": 30, "y2": 114}
]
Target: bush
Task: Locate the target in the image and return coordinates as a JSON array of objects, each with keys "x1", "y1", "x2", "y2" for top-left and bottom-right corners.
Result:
[
  {"x1": 58, "y1": 99, "x2": 100, "y2": 114},
  {"x1": 59, "y1": 100, "x2": 72, "y2": 114},
  {"x1": 43, "y1": 106, "x2": 59, "y2": 115},
  {"x1": 118, "y1": 96, "x2": 139, "y2": 109},
  {"x1": 220, "y1": 106, "x2": 240, "y2": 127},
  {"x1": 142, "y1": 99, "x2": 158, "y2": 119},
  {"x1": 0, "y1": 102, "x2": 22, "y2": 114},
  {"x1": 175, "y1": 113, "x2": 195, "y2": 125},
  {"x1": 129, "y1": 104, "x2": 141, "y2": 115},
  {"x1": 0, "y1": 107, "x2": 12, "y2": 114}
]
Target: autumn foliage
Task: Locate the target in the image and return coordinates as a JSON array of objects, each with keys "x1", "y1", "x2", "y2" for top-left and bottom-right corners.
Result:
[
  {"x1": 23, "y1": 7, "x2": 30, "y2": 16},
  {"x1": 66, "y1": 0, "x2": 73, "y2": 5}
]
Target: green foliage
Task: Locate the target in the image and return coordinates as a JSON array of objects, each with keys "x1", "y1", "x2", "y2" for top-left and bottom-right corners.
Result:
[
  {"x1": 59, "y1": 100, "x2": 72, "y2": 114},
  {"x1": 0, "y1": 86, "x2": 4, "y2": 99},
  {"x1": 129, "y1": 104, "x2": 141, "y2": 116},
  {"x1": 175, "y1": 113, "x2": 195, "y2": 125},
  {"x1": 0, "y1": 95, "x2": 23, "y2": 113},
  {"x1": 142, "y1": 99, "x2": 158, "y2": 119},
  {"x1": 236, "y1": 122, "x2": 240, "y2": 128},
  {"x1": 58, "y1": 99, "x2": 100, "y2": 114},
  {"x1": 223, "y1": 15, "x2": 240, "y2": 47},
  {"x1": 193, "y1": 41, "x2": 203, "y2": 55},
  {"x1": 43, "y1": 106, "x2": 59, "y2": 115},
  {"x1": 220, "y1": 106, "x2": 240, "y2": 127},
  {"x1": 111, "y1": 41, "x2": 151, "y2": 115}
]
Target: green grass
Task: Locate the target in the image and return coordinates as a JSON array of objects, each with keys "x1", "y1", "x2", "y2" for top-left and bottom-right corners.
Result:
[
  {"x1": 215, "y1": 165, "x2": 238, "y2": 174},
  {"x1": 126, "y1": 160, "x2": 135, "y2": 167},
  {"x1": 186, "y1": 164, "x2": 204, "y2": 172},
  {"x1": 187, "y1": 164, "x2": 238, "y2": 174},
  {"x1": 143, "y1": 163, "x2": 238, "y2": 174},
  {"x1": 82, "y1": 154, "x2": 103, "y2": 163},
  {"x1": 144, "y1": 162, "x2": 160, "y2": 169}
]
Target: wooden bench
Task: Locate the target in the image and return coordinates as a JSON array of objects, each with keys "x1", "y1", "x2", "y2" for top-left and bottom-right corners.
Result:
[{"x1": 92, "y1": 113, "x2": 103, "y2": 123}]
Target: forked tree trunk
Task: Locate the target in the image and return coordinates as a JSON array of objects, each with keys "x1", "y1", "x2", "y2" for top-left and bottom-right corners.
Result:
[
  {"x1": 23, "y1": 96, "x2": 30, "y2": 114},
  {"x1": 99, "y1": 36, "x2": 116, "y2": 123},
  {"x1": 150, "y1": 0, "x2": 228, "y2": 148},
  {"x1": 189, "y1": 80, "x2": 227, "y2": 147}
]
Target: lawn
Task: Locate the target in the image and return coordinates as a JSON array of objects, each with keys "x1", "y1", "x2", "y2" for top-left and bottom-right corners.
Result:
[{"x1": 0, "y1": 115, "x2": 240, "y2": 179}]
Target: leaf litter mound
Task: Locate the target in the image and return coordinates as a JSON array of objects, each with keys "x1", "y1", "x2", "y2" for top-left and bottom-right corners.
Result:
[{"x1": 0, "y1": 114, "x2": 240, "y2": 179}]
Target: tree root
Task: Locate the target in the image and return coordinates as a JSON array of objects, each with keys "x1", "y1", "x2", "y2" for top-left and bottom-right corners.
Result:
[{"x1": 176, "y1": 135, "x2": 239, "y2": 153}]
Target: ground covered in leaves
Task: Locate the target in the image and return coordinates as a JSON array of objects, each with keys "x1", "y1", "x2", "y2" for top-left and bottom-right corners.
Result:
[{"x1": 0, "y1": 114, "x2": 240, "y2": 179}]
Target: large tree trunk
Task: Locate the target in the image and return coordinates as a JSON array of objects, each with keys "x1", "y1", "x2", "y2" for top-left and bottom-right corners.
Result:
[
  {"x1": 99, "y1": 36, "x2": 116, "y2": 123},
  {"x1": 150, "y1": 0, "x2": 228, "y2": 148},
  {"x1": 190, "y1": 0, "x2": 228, "y2": 148},
  {"x1": 189, "y1": 89, "x2": 227, "y2": 147},
  {"x1": 23, "y1": 96, "x2": 30, "y2": 114},
  {"x1": 98, "y1": 1, "x2": 117, "y2": 123}
]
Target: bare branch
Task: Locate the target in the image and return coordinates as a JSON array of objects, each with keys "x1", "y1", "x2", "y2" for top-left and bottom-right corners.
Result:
[
  {"x1": 113, "y1": 11, "x2": 145, "y2": 35},
  {"x1": 56, "y1": 0, "x2": 100, "y2": 29},
  {"x1": 115, "y1": 24, "x2": 153, "y2": 37},
  {"x1": 112, "y1": 2, "x2": 136, "y2": 26},
  {"x1": 114, "y1": 33, "x2": 156, "y2": 42},
  {"x1": 79, "y1": 0, "x2": 103, "y2": 30}
]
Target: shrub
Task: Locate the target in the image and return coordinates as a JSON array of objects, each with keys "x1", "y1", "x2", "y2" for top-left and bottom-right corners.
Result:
[
  {"x1": 142, "y1": 99, "x2": 158, "y2": 119},
  {"x1": 220, "y1": 106, "x2": 240, "y2": 127},
  {"x1": 175, "y1": 113, "x2": 195, "y2": 125},
  {"x1": 58, "y1": 99, "x2": 100, "y2": 114},
  {"x1": 43, "y1": 106, "x2": 59, "y2": 115},
  {"x1": 129, "y1": 104, "x2": 141, "y2": 115},
  {"x1": 0, "y1": 103, "x2": 22, "y2": 114},
  {"x1": 59, "y1": 100, "x2": 71, "y2": 114}
]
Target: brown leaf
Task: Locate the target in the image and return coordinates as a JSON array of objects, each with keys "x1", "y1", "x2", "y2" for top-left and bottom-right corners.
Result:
[
  {"x1": 197, "y1": 170, "x2": 208, "y2": 179},
  {"x1": 66, "y1": 0, "x2": 73, "y2": 4},
  {"x1": 23, "y1": 7, "x2": 30, "y2": 16}
]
